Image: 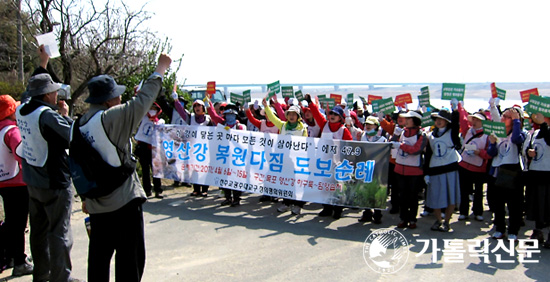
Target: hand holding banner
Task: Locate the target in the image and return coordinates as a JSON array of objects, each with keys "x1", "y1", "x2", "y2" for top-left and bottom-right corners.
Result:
[
  {"x1": 267, "y1": 80, "x2": 281, "y2": 99},
  {"x1": 441, "y1": 83, "x2": 465, "y2": 101},
  {"x1": 330, "y1": 94, "x2": 342, "y2": 105},
  {"x1": 282, "y1": 86, "x2": 294, "y2": 98},
  {"x1": 526, "y1": 95, "x2": 550, "y2": 117},
  {"x1": 372, "y1": 97, "x2": 395, "y2": 114},
  {"x1": 367, "y1": 95, "x2": 383, "y2": 105},
  {"x1": 206, "y1": 81, "x2": 216, "y2": 98},
  {"x1": 482, "y1": 120, "x2": 507, "y2": 138},
  {"x1": 394, "y1": 93, "x2": 412, "y2": 107},
  {"x1": 520, "y1": 88, "x2": 539, "y2": 103}
]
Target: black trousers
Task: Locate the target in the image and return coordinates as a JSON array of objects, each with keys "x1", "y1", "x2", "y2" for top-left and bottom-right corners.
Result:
[
  {"x1": 135, "y1": 143, "x2": 162, "y2": 195},
  {"x1": 193, "y1": 184, "x2": 209, "y2": 194},
  {"x1": 88, "y1": 199, "x2": 145, "y2": 282},
  {"x1": 221, "y1": 188, "x2": 241, "y2": 201},
  {"x1": 282, "y1": 199, "x2": 305, "y2": 207},
  {"x1": 397, "y1": 174, "x2": 421, "y2": 223},
  {"x1": 459, "y1": 167, "x2": 486, "y2": 216},
  {"x1": 388, "y1": 163, "x2": 399, "y2": 209},
  {"x1": 491, "y1": 177, "x2": 524, "y2": 235},
  {"x1": 0, "y1": 186, "x2": 29, "y2": 265}
]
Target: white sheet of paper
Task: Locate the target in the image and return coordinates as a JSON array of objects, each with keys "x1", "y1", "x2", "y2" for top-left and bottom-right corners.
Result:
[
  {"x1": 35, "y1": 32, "x2": 61, "y2": 58},
  {"x1": 464, "y1": 144, "x2": 477, "y2": 151}
]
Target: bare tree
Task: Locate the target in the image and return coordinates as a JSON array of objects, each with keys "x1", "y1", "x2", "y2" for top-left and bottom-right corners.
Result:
[{"x1": 25, "y1": 0, "x2": 158, "y2": 113}]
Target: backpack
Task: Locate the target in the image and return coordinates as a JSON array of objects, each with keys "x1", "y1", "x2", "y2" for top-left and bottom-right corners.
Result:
[{"x1": 68, "y1": 116, "x2": 136, "y2": 198}]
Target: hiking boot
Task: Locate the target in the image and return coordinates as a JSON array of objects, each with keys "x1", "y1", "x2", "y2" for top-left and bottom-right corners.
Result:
[
  {"x1": 277, "y1": 204, "x2": 290, "y2": 213},
  {"x1": 259, "y1": 195, "x2": 271, "y2": 202},
  {"x1": 431, "y1": 220, "x2": 442, "y2": 231},
  {"x1": 12, "y1": 261, "x2": 33, "y2": 277},
  {"x1": 492, "y1": 231, "x2": 505, "y2": 239},
  {"x1": 358, "y1": 211, "x2": 372, "y2": 222},
  {"x1": 318, "y1": 208, "x2": 332, "y2": 217},
  {"x1": 291, "y1": 205, "x2": 301, "y2": 215},
  {"x1": 439, "y1": 222, "x2": 452, "y2": 232}
]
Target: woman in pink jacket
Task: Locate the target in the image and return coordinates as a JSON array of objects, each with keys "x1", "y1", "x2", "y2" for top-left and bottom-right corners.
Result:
[{"x1": 0, "y1": 95, "x2": 33, "y2": 276}]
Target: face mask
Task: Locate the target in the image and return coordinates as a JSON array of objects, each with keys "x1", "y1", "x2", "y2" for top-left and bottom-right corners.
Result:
[
  {"x1": 366, "y1": 128, "x2": 377, "y2": 136},
  {"x1": 148, "y1": 110, "x2": 157, "y2": 116},
  {"x1": 225, "y1": 114, "x2": 237, "y2": 125}
]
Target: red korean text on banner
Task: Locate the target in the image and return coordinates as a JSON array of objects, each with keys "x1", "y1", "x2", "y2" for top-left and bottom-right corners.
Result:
[
  {"x1": 367, "y1": 95, "x2": 383, "y2": 105},
  {"x1": 490, "y1": 83, "x2": 497, "y2": 98},
  {"x1": 520, "y1": 88, "x2": 539, "y2": 103},
  {"x1": 206, "y1": 81, "x2": 216, "y2": 98},
  {"x1": 394, "y1": 93, "x2": 413, "y2": 107},
  {"x1": 330, "y1": 94, "x2": 342, "y2": 105}
]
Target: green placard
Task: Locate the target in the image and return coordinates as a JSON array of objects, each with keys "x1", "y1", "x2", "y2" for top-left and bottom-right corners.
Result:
[
  {"x1": 319, "y1": 97, "x2": 335, "y2": 109},
  {"x1": 294, "y1": 90, "x2": 304, "y2": 101},
  {"x1": 346, "y1": 93, "x2": 354, "y2": 108},
  {"x1": 243, "y1": 90, "x2": 251, "y2": 103},
  {"x1": 482, "y1": 120, "x2": 507, "y2": 138},
  {"x1": 372, "y1": 97, "x2": 395, "y2": 114},
  {"x1": 526, "y1": 94, "x2": 550, "y2": 117},
  {"x1": 230, "y1": 92, "x2": 244, "y2": 104},
  {"x1": 281, "y1": 86, "x2": 294, "y2": 98},
  {"x1": 317, "y1": 94, "x2": 326, "y2": 100},
  {"x1": 523, "y1": 119, "x2": 532, "y2": 131},
  {"x1": 359, "y1": 96, "x2": 368, "y2": 106},
  {"x1": 496, "y1": 87, "x2": 506, "y2": 100},
  {"x1": 441, "y1": 83, "x2": 465, "y2": 101},
  {"x1": 418, "y1": 94, "x2": 430, "y2": 107},
  {"x1": 421, "y1": 86, "x2": 430, "y2": 97},
  {"x1": 267, "y1": 80, "x2": 280, "y2": 97},
  {"x1": 421, "y1": 112, "x2": 434, "y2": 128}
]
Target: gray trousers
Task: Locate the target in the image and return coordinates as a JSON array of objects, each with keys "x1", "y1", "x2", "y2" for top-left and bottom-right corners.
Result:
[{"x1": 28, "y1": 185, "x2": 74, "y2": 282}]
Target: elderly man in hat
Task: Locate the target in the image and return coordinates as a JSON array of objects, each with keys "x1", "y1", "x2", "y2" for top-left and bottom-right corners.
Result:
[
  {"x1": 75, "y1": 54, "x2": 171, "y2": 281},
  {"x1": 15, "y1": 73, "x2": 80, "y2": 282}
]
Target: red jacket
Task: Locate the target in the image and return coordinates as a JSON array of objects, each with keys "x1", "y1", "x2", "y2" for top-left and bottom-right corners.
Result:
[{"x1": 0, "y1": 119, "x2": 26, "y2": 188}]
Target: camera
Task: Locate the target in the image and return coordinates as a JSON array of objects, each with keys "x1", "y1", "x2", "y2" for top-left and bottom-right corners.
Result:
[{"x1": 58, "y1": 84, "x2": 71, "y2": 101}]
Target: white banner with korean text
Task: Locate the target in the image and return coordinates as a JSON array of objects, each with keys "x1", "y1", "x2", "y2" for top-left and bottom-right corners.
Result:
[{"x1": 151, "y1": 124, "x2": 390, "y2": 209}]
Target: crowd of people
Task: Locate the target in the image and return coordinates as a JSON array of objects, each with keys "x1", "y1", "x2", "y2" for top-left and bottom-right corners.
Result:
[
  {"x1": 1, "y1": 43, "x2": 550, "y2": 282},
  {"x1": 166, "y1": 89, "x2": 550, "y2": 248}
]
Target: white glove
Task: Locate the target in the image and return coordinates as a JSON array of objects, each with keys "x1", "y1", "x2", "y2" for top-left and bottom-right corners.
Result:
[
  {"x1": 393, "y1": 127, "x2": 404, "y2": 136},
  {"x1": 494, "y1": 97, "x2": 500, "y2": 106},
  {"x1": 450, "y1": 98, "x2": 458, "y2": 111},
  {"x1": 345, "y1": 117, "x2": 353, "y2": 126},
  {"x1": 171, "y1": 92, "x2": 178, "y2": 100},
  {"x1": 488, "y1": 97, "x2": 495, "y2": 108},
  {"x1": 424, "y1": 175, "x2": 430, "y2": 185},
  {"x1": 253, "y1": 100, "x2": 259, "y2": 110},
  {"x1": 378, "y1": 111, "x2": 385, "y2": 122},
  {"x1": 421, "y1": 106, "x2": 427, "y2": 113},
  {"x1": 391, "y1": 141, "x2": 401, "y2": 149}
]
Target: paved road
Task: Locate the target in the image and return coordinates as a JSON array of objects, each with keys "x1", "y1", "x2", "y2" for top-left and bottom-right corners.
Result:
[{"x1": 1, "y1": 185, "x2": 548, "y2": 281}]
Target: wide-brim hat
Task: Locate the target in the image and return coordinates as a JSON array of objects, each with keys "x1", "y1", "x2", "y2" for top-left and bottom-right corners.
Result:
[
  {"x1": 468, "y1": 112, "x2": 487, "y2": 122},
  {"x1": 329, "y1": 106, "x2": 345, "y2": 120},
  {"x1": 85, "y1": 75, "x2": 126, "y2": 104},
  {"x1": 223, "y1": 103, "x2": 239, "y2": 115},
  {"x1": 0, "y1": 95, "x2": 20, "y2": 120},
  {"x1": 27, "y1": 73, "x2": 61, "y2": 97},
  {"x1": 364, "y1": 116, "x2": 380, "y2": 126},
  {"x1": 399, "y1": 110, "x2": 422, "y2": 120},
  {"x1": 285, "y1": 105, "x2": 302, "y2": 120},
  {"x1": 193, "y1": 99, "x2": 205, "y2": 107},
  {"x1": 431, "y1": 109, "x2": 452, "y2": 123},
  {"x1": 531, "y1": 113, "x2": 545, "y2": 125}
]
